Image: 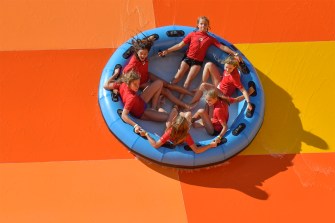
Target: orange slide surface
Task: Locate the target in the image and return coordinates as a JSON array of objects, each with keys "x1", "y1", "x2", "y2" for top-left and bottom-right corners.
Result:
[{"x1": 0, "y1": 0, "x2": 334, "y2": 222}]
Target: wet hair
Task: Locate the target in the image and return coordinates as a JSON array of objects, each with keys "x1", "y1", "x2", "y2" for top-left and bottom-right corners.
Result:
[
  {"x1": 131, "y1": 37, "x2": 154, "y2": 53},
  {"x1": 121, "y1": 70, "x2": 140, "y2": 85},
  {"x1": 197, "y1": 16, "x2": 211, "y2": 30},
  {"x1": 130, "y1": 35, "x2": 155, "y2": 62},
  {"x1": 170, "y1": 115, "x2": 190, "y2": 145}
]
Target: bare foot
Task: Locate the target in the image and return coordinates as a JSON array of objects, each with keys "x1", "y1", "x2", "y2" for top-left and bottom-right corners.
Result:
[
  {"x1": 158, "y1": 107, "x2": 167, "y2": 113},
  {"x1": 183, "y1": 102, "x2": 198, "y2": 112}
]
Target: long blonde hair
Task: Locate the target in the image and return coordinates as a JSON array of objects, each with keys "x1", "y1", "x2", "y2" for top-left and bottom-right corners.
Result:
[
  {"x1": 169, "y1": 115, "x2": 190, "y2": 145},
  {"x1": 206, "y1": 88, "x2": 230, "y2": 105}
]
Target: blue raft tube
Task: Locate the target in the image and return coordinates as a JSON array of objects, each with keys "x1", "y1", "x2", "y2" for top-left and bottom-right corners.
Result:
[{"x1": 98, "y1": 25, "x2": 265, "y2": 169}]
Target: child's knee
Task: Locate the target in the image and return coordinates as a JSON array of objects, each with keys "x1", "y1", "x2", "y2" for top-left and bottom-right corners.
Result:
[
  {"x1": 197, "y1": 108, "x2": 205, "y2": 114},
  {"x1": 199, "y1": 82, "x2": 207, "y2": 91},
  {"x1": 153, "y1": 79, "x2": 163, "y2": 88},
  {"x1": 204, "y1": 62, "x2": 214, "y2": 69}
]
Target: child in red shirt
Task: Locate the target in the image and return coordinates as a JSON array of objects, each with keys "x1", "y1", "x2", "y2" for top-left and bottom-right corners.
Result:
[
  {"x1": 104, "y1": 36, "x2": 194, "y2": 110},
  {"x1": 158, "y1": 16, "x2": 241, "y2": 99},
  {"x1": 189, "y1": 56, "x2": 254, "y2": 111},
  {"x1": 140, "y1": 106, "x2": 217, "y2": 154},
  {"x1": 110, "y1": 70, "x2": 169, "y2": 134},
  {"x1": 191, "y1": 88, "x2": 251, "y2": 143}
]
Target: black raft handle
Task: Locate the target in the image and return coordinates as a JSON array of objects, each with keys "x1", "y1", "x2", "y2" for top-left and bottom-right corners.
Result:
[
  {"x1": 113, "y1": 64, "x2": 122, "y2": 80},
  {"x1": 117, "y1": 109, "x2": 126, "y2": 123},
  {"x1": 162, "y1": 142, "x2": 175, "y2": 149},
  {"x1": 145, "y1": 34, "x2": 159, "y2": 41},
  {"x1": 122, "y1": 46, "x2": 134, "y2": 59},
  {"x1": 110, "y1": 64, "x2": 122, "y2": 102},
  {"x1": 184, "y1": 144, "x2": 201, "y2": 151},
  {"x1": 239, "y1": 60, "x2": 250, "y2": 74},
  {"x1": 232, "y1": 123, "x2": 246, "y2": 136},
  {"x1": 246, "y1": 103, "x2": 255, "y2": 118},
  {"x1": 183, "y1": 138, "x2": 227, "y2": 151},
  {"x1": 166, "y1": 30, "x2": 185, "y2": 37},
  {"x1": 111, "y1": 91, "x2": 119, "y2": 102},
  {"x1": 248, "y1": 81, "x2": 257, "y2": 97}
]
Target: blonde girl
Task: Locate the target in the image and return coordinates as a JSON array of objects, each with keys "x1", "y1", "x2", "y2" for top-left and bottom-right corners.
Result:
[
  {"x1": 109, "y1": 70, "x2": 169, "y2": 133},
  {"x1": 189, "y1": 56, "x2": 253, "y2": 112},
  {"x1": 140, "y1": 106, "x2": 217, "y2": 154}
]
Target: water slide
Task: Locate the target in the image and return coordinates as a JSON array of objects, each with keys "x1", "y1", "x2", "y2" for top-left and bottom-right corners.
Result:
[{"x1": 1, "y1": 0, "x2": 334, "y2": 222}]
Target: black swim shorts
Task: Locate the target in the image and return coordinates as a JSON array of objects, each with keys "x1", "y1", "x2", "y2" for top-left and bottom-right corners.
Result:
[{"x1": 182, "y1": 56, "x2": 203, "y2": 67}]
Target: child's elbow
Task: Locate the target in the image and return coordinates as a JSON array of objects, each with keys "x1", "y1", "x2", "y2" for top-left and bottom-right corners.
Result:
[
  {"x1": 121, "y1": 114, "x2": 128, "y2": 122},
  {"x1": 103, "y1": 83, "x2": 109, "y2": 90},
  {"x1": 152, "y1": 142, "x2": 161, "y2": 149}
]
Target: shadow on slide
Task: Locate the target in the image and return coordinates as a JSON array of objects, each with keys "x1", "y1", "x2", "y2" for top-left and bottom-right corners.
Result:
[{"x1": 138, "y1": 68, "x2": 328, "y2": 200}]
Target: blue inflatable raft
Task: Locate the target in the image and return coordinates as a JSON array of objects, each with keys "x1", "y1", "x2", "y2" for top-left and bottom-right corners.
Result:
[{"x1": 98, "y1": 25, "x2": 265, "y2": 168}]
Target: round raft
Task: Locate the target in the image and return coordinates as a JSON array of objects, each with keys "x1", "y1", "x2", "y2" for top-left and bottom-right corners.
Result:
[{"x1": 98, "y1": 25, "x2": 265, "y2": 169}]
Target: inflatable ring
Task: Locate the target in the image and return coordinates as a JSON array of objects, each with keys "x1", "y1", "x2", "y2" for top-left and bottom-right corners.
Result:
[{"x1": 98, "y1": 25, "x2": 265, "y2": 169}]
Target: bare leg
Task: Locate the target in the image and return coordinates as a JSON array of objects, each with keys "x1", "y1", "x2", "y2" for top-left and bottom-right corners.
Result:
[
  {"x1": 192, "y1": 107, "x2": 215, "y2": 135},
  {"x1": 165, "y1": 83, "x2": 194, "y2": 96},
  {"x1": 189, "y1": 82, "x2": 216, "y2": 104},
  {"x1": 184, "y1": 65, "x2": 201, "y2": 89},
  {"x1": 233, "y1": 86, "x2": 256, "y2": 103},
  {"x1": 202, "y1": 62, "x2": 221, "y2": 86},
  {"x1": 140, "y1": 80, "x2": 163, "y2": 109},
  {"x1": 171, "y1": 61, "x2": 190, "y2": 84},
  {"x1": 141, "y1": 109, "x2": 169, "y2": 122},
  {"x1": 149, "y1": 73, "x2": 193, "y2": 96},
  {"x1": 161, "y1": 88, "x2": 190, "y2": 109},
  {"x1": 179, "y1": 65, "x2": 201, "y2": 100}
]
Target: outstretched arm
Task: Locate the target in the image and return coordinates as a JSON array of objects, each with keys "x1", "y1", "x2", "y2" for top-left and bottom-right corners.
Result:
[
  {"x1": 230, "y1": 86, "x2": 255, "y2": 110},
  {"x1": 139, "y1": 107, "x2": 178, "y2": 149},
  {"x1": 145, "y1": 134, "x2": 165, "y2": 149},
  {"x1": 121, "y1": 109, "x2": 142, "y2": 133},
  {"x1": 158, "y1": 41, "x2": 186, "y2": 57},
  {"x1": 219, "y1": 44, "x2": 241, "y2": 62},
  {"x1": 139, "y1": 129, "x2": 166, "y2": 149},
  {"x1": 189, "y1": 141, "x2": 217, "y2": 154}
]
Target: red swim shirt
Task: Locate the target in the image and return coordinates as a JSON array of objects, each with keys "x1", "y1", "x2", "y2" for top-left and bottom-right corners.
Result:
[
  {"x1": 115, "y1": 82, "x2": 146, "y2": 118},
  {"x1": 183, "y1": 31, "x2": 221, "y2": 62},
  {"x1": 218, "y1": 68, "x2": 243, "y2": 97},
  {"x1": 123, "y1": 55, "x2": 149, "y2": 85},
  {"x1": 160, "y1": 128, "x2": 195, "y2": 146}
]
